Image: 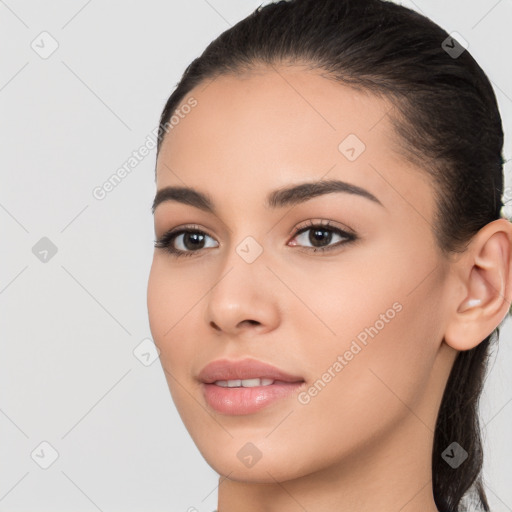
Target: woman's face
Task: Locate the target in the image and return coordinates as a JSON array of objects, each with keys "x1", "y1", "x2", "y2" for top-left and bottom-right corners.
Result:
[{"x1": 147, "y1": 65, "x2": 457, "y2": 483}]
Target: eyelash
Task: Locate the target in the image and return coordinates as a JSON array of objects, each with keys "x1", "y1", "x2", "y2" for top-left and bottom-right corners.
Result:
[{"x1": 154, "y1": 220, "x2": 357, "y2": 258}]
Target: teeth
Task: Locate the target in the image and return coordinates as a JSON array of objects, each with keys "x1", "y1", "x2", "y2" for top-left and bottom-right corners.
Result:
[{"x1": 214, "y1": 378, "x2": 275, "y2": 388}]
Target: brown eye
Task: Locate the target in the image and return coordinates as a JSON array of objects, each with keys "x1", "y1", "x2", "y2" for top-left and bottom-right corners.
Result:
[
  {"x1": 289, "y1": 220, "x2": 357, "y2": 253},
  {"x1": 154, "y1": 226, "x2": 218, "y2": 257}
]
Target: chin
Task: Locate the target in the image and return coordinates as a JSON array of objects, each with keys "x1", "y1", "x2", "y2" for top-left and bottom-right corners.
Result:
[{"x1": 196, "y1": 438, "x2": 316, "y2": 484}]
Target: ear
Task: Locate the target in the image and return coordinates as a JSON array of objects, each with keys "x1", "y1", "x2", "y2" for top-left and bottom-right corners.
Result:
[{"x1": 444, "y1": 218, "x2": 512, "y2": 351}]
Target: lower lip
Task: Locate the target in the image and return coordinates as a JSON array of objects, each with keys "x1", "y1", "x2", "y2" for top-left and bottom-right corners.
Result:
[{"x1": 202, "y1": 381, "x2": 305, "y2": 415}]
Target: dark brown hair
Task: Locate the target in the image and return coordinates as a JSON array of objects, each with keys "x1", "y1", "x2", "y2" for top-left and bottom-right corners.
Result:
[{"x1": 155, "y1": 1, "x2": 507, "y2": 510}]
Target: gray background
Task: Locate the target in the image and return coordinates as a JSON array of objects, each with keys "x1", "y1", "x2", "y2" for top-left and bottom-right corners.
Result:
[{"x1": 1, "y1": 0, "x2": 511, "y2": 510}]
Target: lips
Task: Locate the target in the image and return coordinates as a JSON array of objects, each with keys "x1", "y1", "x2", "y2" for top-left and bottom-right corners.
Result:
[
  {"x1": 197, "y1": 357, "x2": 305, "y2": 384},
  {"x1": 197, "y1": 358, "x2": 306, "y2": 415}
]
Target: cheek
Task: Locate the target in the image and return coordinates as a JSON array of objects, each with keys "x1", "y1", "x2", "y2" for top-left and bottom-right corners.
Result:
[
  {"x1": 275, "y1": 299, "x2": 437, "y2": 479},
  {"x1": 147, "y1": 256, "x2": 208, "y2": 332},
  {"x1": 290, "y1": 246, "x2": 440, "y2": 418},
  {"x1": 147, "y1": 258, "x2": 202, "y2": 369},
  {"x1": 147, "y1": 259, "x2": 206, "y2": 420},
  {"x1": 147, "y1": 259, "x2": 172, "y2": 343}
]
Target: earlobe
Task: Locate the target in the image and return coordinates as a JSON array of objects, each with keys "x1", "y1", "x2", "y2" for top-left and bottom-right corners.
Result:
[{"x1": 444, "y1": 219, "x2": 512, "y2": 351}]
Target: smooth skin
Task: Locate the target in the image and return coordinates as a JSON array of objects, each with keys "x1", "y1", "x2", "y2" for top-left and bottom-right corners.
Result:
[{"x1": 147, "y1": 64, "x2": 512, "y2": 512}]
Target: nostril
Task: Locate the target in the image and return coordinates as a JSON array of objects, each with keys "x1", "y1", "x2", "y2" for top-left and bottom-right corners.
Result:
[
  {"x1": 242, "y1": 320, "x2": 260, "y2": 327},
  {"x1": 210, "y1": 321, "x2": 222, "y2": 331}
]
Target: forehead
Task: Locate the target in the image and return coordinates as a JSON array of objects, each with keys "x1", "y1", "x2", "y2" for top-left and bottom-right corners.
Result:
[
  {"x1": 155, "y1": 65, "x2": 434, "y2": 221},
  {"x1": 161, "y1": 64, "x2": 396, "y2": 153}
]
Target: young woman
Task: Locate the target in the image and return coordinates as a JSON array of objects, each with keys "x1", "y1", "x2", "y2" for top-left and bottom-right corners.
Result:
[{"x1": 147, "y1": 0, "x2": 512, "y2": 510}]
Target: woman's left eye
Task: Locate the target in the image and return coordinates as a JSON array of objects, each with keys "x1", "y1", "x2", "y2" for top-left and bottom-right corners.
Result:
[
  {"x1": 154, "y1": 221, "x2": 357, "y2": 258},
  {"x1": 288, "y1": 220, "x2": 357, "y2": 253}
]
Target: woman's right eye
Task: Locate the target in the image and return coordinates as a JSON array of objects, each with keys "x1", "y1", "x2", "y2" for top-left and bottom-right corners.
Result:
[{"x1": 154, "y1": 227, "x2": 219, "y2": 258}]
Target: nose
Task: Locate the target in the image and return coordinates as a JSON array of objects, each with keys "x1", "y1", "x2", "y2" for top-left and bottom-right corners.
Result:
[{"x1": 205, "y1": 247, "x2": 281, "y2": 337}]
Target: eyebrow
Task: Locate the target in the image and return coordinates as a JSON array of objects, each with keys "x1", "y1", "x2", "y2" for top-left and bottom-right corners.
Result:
[{"x1": 151, "y1": 179, "x2": 383, "y2": 215}]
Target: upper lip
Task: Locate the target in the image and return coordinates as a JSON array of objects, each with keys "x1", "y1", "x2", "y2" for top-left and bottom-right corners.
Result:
[{"x1": 198, "y1": 358, "x2": 305, "y2": 384}]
